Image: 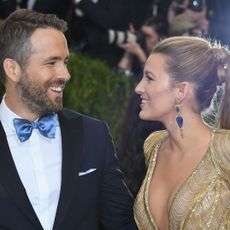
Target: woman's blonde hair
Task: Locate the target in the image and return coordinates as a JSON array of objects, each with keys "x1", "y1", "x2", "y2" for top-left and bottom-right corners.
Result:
[{"x1": 152, "y1": 36, "x2": 230, "y2": 129}]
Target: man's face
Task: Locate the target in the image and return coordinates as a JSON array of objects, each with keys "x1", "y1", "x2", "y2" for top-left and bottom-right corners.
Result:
[
  {"x1": 16, "y1": 28, "x2": 70, "y2": 116},
  {"x1": 141, "y1": 25, "x2": 160, "y2": 54}
]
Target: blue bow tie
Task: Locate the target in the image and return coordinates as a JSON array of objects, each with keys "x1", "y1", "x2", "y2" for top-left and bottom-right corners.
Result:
[{"x1": 13, "y1": 113, "x2": 57, "y2": 142}]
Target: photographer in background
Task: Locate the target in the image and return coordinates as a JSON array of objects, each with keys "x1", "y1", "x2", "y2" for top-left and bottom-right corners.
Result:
[
  {"x1": 169, "y1": 11, "x2": 203, "y2": 37},
  {"x1": 70, "y1": 0, "x2": 138, "y2": 68},
  {"x1": 168, "y1": 0, "x2": 209, "y2": 34},
  {"x1": 117, "y1": 16, "x2": 168, "y2": 80},
  {"x1": 70, "y1": 0, "x2": 158, "y2": 68}
]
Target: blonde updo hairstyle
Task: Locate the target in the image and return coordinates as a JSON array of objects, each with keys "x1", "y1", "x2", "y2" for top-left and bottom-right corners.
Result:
[{"x1": 152, "y1": 36, "x2": 230, "y2": 129}]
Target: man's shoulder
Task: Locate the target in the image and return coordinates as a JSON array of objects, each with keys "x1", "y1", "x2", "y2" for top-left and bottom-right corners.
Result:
[
  {"x1": 59, "y1": 108, "x2": 104, "y2": 126},
  {"x1": 59, "y1": 108, "x2": 110, "y2": 141}
]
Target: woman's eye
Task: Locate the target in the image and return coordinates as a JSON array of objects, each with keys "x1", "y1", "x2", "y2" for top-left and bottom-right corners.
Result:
[{"x1": 146, "y1": 75, "x2": 153, "y2": 82}]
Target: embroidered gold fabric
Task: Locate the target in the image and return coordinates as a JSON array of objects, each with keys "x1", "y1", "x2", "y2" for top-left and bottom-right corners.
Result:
[{"x1": 134, "y1": 129, "x2": 230, "y2": 230}]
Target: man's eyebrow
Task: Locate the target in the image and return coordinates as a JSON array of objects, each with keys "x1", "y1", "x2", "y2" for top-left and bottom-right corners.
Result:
[{"x1": 43, "y1": 56, "x2": 69, "y2": 62}]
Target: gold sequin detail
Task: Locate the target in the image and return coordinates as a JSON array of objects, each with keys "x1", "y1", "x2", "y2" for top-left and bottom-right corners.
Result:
[{"x1": 134, "y1": 129, "x2": 230, "y2": 230}]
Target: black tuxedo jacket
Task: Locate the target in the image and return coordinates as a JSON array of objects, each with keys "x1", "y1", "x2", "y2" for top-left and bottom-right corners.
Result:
[{"x1": 0, "y1": 108, "x2": 137, "y2": 230}]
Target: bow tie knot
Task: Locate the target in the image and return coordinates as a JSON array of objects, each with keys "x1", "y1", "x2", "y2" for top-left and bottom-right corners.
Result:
[{"x1": 13, "y1": 113, "x2": 57, "y2": 142}]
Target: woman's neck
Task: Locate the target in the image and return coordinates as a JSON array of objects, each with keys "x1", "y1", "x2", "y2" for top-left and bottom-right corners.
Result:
[{"x1": 163, "y1": 113, "x2": 211, "y2": 155}]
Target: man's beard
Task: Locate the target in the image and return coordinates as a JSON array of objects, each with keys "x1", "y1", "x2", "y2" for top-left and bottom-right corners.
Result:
[{"x1": 16, "y1": 73, "x2": 63, "y2": 117}]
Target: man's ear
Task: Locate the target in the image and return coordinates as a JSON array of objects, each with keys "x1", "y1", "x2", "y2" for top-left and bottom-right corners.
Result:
[
  {"x1": 175, "y1": 81, "x2": 192, "y2": 102},
  {"x1": 3, "y1": 58, "x2": 21, "y2": 82}
]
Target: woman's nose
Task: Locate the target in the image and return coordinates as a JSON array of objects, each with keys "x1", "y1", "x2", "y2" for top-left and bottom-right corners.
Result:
[{"x1": 135, "y1": 81, "x2": 144, "y2": 94}]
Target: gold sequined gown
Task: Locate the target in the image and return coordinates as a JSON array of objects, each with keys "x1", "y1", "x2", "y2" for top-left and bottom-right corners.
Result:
[{"x1": 134, "y1": 129, "x2": 230, "y2": 229}]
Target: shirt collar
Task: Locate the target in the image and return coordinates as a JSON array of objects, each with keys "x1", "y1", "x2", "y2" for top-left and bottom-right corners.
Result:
[
  {"x1": 0, "y1": 96, "x2": 21, "y2": 134},
  {"x1": 0, "y1": 95, "x2": 59, "y2": 135}
]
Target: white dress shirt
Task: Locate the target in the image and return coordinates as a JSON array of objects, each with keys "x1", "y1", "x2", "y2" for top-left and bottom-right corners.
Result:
[{"x1": 0, "y1": 98, "x2": 62, "y2": 230}]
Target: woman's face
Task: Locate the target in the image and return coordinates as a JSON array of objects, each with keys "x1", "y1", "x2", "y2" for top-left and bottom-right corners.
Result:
[
  {"x1": 135, "y1": 53, "x2": 177, "y2": 122},
  {"x1": 141, "y1": 25, "x2": 160, "y2": 54}
]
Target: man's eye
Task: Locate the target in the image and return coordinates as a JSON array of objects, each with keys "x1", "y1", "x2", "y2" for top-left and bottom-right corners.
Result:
[{"x1": 47, "y1": 62, "x2": 56, "y2": 65}]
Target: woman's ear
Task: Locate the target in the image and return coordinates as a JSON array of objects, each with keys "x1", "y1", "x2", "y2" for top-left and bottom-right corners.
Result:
[
  {"x1": 3, "y1": 58, "x2": 21, "y2": 83},
  {"x1": 175, "y1": 81, "x2": 192, "y2": 102}
]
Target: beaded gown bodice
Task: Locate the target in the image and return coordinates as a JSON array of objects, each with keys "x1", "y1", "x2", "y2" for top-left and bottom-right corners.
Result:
[{"x1": 134, "y1": 129, "x2": 230, "y2": 230}]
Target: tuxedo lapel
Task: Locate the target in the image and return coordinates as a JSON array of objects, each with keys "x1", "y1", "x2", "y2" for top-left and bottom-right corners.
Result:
[
  {"x1": 53, "y1": 110, "x2": 83, "y2": 230},
  {"x1": 0, "y1": 122, "x2": 43, "y2": 230}
]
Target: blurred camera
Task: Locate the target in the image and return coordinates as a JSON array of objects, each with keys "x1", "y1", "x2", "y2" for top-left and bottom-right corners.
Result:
[
  {"x1": 188, "y1": 0, "x2": 203, "y2": 12},
  {"x1": 107, "y1": 29, "x2": 147, "y2": 51},
  {"x1": 108, "y1": 30, "x2": 136, "y2": 45}
]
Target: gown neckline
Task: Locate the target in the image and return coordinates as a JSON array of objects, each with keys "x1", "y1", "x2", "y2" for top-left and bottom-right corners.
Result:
[{"x1": 144, "y1": 129, "x2": 215, "y2": 230}]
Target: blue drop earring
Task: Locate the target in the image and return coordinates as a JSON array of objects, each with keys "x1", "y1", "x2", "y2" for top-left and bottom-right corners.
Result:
[{"x1": 175, "y1": 99, "x2": 184, "y2": 138}]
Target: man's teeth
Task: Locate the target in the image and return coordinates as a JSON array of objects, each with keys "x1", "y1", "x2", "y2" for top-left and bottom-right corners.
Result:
[{"x1": 50, "y1": 86, "x2": 63, "y2": 93}]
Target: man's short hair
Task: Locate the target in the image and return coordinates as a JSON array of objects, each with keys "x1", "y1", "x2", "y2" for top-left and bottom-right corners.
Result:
[{"x1": 0, "y1": 9, "x2": 67, "y2": 84}]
